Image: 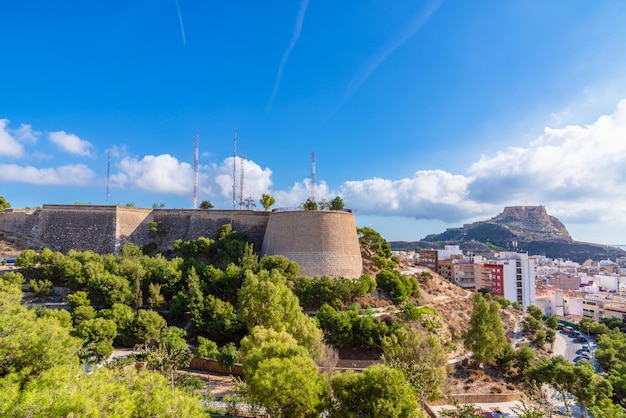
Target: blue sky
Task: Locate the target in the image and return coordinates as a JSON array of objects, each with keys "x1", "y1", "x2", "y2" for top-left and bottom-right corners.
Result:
[{"x1": 3, "y1": 1, "x2": 626, "y2": 245}]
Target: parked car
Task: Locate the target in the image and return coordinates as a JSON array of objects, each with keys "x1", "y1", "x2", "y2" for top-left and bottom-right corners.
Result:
[
  {"x1": 577, "y1": 336, "x2": 588, "y2": 343},
  {"x1": 581, "y1": 345, "x2": 590, "y2": 353}
]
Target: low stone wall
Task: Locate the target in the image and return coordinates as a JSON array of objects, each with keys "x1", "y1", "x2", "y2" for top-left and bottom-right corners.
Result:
[
  {"x1": 429, "y1": 392, "x2": 523, "y2": 405},
  {"x1": 189, "y1": 357, "x2": 243, "y2": 376}
]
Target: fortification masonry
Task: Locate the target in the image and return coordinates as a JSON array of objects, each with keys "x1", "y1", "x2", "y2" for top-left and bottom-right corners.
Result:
[{"x1": 0, "y1": 205, "x2": 363, "y2": 278}]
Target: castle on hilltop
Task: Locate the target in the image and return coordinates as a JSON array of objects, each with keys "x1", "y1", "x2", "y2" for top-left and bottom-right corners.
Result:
[{"x1": 0, "y1": 204, "x2": 363, "y2": 278}]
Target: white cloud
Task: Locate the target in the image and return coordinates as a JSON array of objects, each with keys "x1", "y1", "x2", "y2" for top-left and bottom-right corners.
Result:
[
  {"x1": 112, "y1": 154, "x2": 193, "y2": 195},
  {"x1": 340, "y1": 170, "x2": 482, "y2": 221},
  {"x1": 204, "y1": 156, "x2": 273, "y2": 203},
  {"x1": 0, "y1": 119, "x2": 25, "y2": 157},
  {"x1": 48, "y1": 131, "x2": 93, "y2": 156},
  {"x1": 273, "y1": 179, "x2": 332, "y2": 208},
  {"x1": 467, "y1": 99, "x2": 626, "y2": 224},
  {"x1": 0, "y1": 164, "x2": 95, "y2": 185},
  {"x1": 310, "y1": 98, "x2": 626, "y2": 230},
  {"x1": 13, "y1": 123, "x2": 41, "y2": 143}
]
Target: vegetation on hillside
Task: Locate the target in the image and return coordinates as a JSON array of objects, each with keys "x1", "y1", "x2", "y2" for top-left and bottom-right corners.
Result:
[{"x1": 2, "y1": 222, "x2": 625, "y2": 416}]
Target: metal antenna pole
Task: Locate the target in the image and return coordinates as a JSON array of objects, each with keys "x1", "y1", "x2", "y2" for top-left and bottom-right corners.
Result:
[
  {"x1": 232, "y1": 131, "x2": 237, "y2": 210},
  {"x1": 193, "y1": 134, "x2": 199, "y2": 209},
  {"x1": 311, "y1": 151, "x2": 316, "y2": 201},
  {"x1": 239, "y1": 154, "x2": 245, "y2": 209}
]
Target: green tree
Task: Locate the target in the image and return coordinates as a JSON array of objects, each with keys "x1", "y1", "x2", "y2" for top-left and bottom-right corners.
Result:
[
  {"x1": 147, "y1": 282, "x2": 166, "y2": 310},
  {"x1": 259, "y1": 254, "x2": 300, "y2": 279},
  {"x1": 260, "y1": 193, "x2": 276, "y2": 210},
  {"x1": 357, "y1": 226, "x2": 392, "y2": 258},
  {"x1": 6, "y1": 365, "x2": 205, "y2": 417},
  {"x1": 197, "y1": 337, "x2": 220, "y2": 358},
  {"x1": 545, "y1": 315, "x2": 559, "y2": 330},
  {"x1": 527, "y1": 305, "x2": 544, "y2": 321},
  {"x1": 199, "y1": 199, "x2": 214, "y2": 209},
  {"x1": 0, "y1": 284, "x2": 81, "y2": 382},
  {"x1": 571, "y1": 360, "x2": 612, "y2": 417},
  {"x1": 0, "y1": 195, "x2": 10, "y2": 210},
  {"x1": 239, "y1": 270, "x2": 324, "y2": 358},
  {"x1": 525, "y1": 355, "x2": 576, "y2": 416},
  {"x1": 382, "y1": 326, "x2": 448, "y2": 402},
  {"x1": 130, "y1": 309, "x2": 167, "y2": 345},
  {"x1": 329, "y1": 195, "x2": 345, "y2": 210},
  {"x1": 240, "y1": 327, "x2": 328, "y2": 418},
  {"x1": 376, "y1": 268, "x2": 419, "y2": 304},
  {"x1": 463, "y1": 292, "x2": 509, "y2": 365},
  {"x1": 74, "y1": 317, "x2": 117, "y2": 362},
  {"x1": 217, "y1": 342, "x2": 239, "y2": 370},
  {"x1": 193, "y1": 294, "x2": 244, "y2": 346},
  {"x1": 515, "y1": 344, "x2": 537, "y2": 374},
  {"x1": 141, "y1": 327, "x2": 193, "y2": 390},
  {"x1": 330, "y1": 365, "x2": 419, "y2": 418},
  {"x1": 28, "y1": 279, "x2": 53, "y2": 298},
  {"x1": 239, "y1": 242, "x2": 259, "y2": 271},
  {"x1": 302, "y1": 198, "x2": 318, "y2": 210}
]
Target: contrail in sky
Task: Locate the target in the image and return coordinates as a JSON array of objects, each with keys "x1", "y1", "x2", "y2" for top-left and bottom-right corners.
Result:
[
  {"x1": 267, "y1": 0, "x2": 309, "y2": 114},
  {"x1": 175, "y1": 0, "x2": 186, "y2": 46},
  {"x1": 330, "y1": 0, "x2": 443, "y2": 118}
]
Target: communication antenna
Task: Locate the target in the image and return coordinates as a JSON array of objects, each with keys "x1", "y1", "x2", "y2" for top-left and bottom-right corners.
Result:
[
  {"x1": 232, "y1": 131, "x2": 237, "y2": 210},
  {"x1": 239, "y1": 154, "x2": 245, "y2": 209},
  {"x1": 193, "y1": 134, "x2": 199, "y2": 209},
  {"x1": 106, "y1": 149, "x2": 111, "y2": 204},
  {"x1": 311, "y1": 151, "x2": 316, "y2": 201}
]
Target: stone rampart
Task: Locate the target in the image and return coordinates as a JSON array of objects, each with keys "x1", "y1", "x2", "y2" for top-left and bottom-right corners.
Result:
[
  {"x1": 37, "y1": 205, "x2": 118, "y2": 253},
  {"x1": 261, "y1": 210, "x2": 363, "y2": 278},
  {"x1": 1, "y1": 205, "x2": 362, "y2": 278}
]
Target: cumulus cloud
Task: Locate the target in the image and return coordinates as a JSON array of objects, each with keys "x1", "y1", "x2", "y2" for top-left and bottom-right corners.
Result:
[
  {"x1": 0, "y1": 164, "x2": 95, "y2": 185},
  {"x1": 0, "y1": 119, "x2": 25, "y2": 157},
  {"x1": 340, "y1": 170, "x2": 484, "y2": 222},
  {"x1": 273, "y1": 179, "x2": 332, "y2": 208},
  {"x1": 48, "y1": 131, "x2": 93, "y2": 156},
  {"x1": 305, "y1": 99, "x2": 626, "y2": 228},
  {"x1": 13, "y1": 123, "x2": 41, "y2": 143},
  {"x1": 112, "y1": 154, "x2": 193, "y2": 195},
  {"x1": 467, "y1": 99, "x2": 626, "y2": 223},
  {"x1": 205, "y1": 156, "x2": 273, "y2": 203}
]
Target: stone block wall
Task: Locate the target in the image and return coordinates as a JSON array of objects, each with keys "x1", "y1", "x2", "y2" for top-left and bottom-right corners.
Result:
[
  {"x1": 261, "y1": 210, "x2": 363, "y2": 278},
  {"x1": 36, "y1": 205, "x2": 118, "y2": 253},
  {"x1": 1, "y1": 206, "x2": 363, "y2": 278}
]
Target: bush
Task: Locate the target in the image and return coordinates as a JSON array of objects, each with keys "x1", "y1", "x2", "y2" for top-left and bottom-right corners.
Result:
[
  {"x1": 29, "y1": 279, "x2": 54, "y2": 298},
  {"x1": 376, "y1": 269, "x2": 419, "y2": 304}
]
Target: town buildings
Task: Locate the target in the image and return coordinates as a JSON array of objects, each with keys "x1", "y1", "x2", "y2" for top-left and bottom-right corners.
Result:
[{"x1": 395, "y1": 244, "x2": 626, "y2": 326}]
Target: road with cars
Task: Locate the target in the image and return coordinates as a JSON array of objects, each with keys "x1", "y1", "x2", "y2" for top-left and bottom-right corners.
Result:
[{"x1": 556, "y1": 326, "x2": 599, "y2": 371}]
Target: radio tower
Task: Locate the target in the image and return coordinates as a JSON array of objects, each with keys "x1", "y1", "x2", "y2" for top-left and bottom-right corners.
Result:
[
  {"x1": 106, "y1": 150, "x2": 111, "y2": 204},
  {"x1": 232, "y1": 131, "x2": 237, "y2": 210},
  {"x1": 311, "y1": 151, "x2": 316, "y2": 201},
  {"x1": 193, "y1": 134, "x2": 199, "y2": 209},
  {"x1": 239, "y1": 154, "x2": 245, "y2": 209}
]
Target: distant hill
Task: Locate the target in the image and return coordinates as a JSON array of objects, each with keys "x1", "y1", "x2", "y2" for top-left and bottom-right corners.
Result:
[{"x1": 391, "y1": 206, "x2": 626, "y2": 263}]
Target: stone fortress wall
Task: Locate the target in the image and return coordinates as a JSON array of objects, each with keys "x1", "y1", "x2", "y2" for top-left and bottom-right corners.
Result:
[
  {"x1": 261, "y1": 210, "x2": 363, "y2": 278},
  {"x1": 0, "y1": 204, "x2": 362, "y2": 278}
]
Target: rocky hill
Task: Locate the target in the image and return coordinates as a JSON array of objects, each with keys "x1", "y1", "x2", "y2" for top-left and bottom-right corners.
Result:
[{"x1": 391, "y1": 206, "x2": 626, "y2": 263}]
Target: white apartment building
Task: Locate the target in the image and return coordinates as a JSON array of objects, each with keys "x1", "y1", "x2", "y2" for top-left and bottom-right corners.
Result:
[{"x1": 483, "y1": 252, "x2": 536, "y2": 311}]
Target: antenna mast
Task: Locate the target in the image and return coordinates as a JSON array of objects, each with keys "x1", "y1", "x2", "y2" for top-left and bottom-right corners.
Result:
[
  {"x1": 239, "y1": 154, "x2": 245, "y2": 209},
  {"x1": 106, "y1": 150, "x2": 111, "y2": 204},
  {"x1": 311, "y1": 151, "x2": 316, "y2": 201},
  {"x1": 193, "y1": 134, "x2": 199, "y2": 209},
  {"x1": 232, "y1": 131, "x2": 237, "y2": 210}
]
